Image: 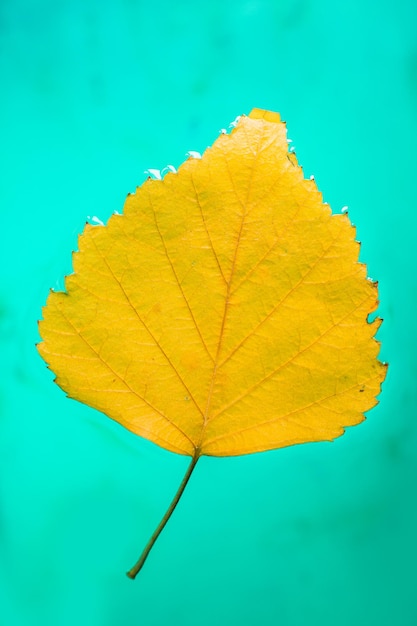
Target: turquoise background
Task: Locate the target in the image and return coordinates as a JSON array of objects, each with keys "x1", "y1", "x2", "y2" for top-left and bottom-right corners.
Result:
[{"x1": 1, "y1": 0, "x2": 416, "y2": 624}]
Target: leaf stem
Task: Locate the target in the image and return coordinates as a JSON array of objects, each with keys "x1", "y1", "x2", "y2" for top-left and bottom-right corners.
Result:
[{"x1": 126, "y1": 451, "x2": 200, "y2": 579}]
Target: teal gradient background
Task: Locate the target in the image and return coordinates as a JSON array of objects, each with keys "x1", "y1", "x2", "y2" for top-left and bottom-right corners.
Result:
[{"x1": 1, "y1": 1, "x2": 416, "y2": 624}]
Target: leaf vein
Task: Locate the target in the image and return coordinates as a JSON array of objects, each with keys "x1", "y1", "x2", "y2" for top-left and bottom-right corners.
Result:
[
  {"x1": 56, "y1": 306, "x2": 196, "y2": 449},
  {"x1": 87, "y1": 233, "x2": 204, "y2": 422},
  {"x1": 198, "y1": 131, "x2": 263, "y2": 440},
  {"x1": 218, "y1": 216, "x2": 347, "y2": 370},
  {"x1": 212, "y1": 291, "x2": 373, "y2": 422},
  {"x1": 147, "y1": 187, "x2": 214, "y2": 364},
  {"x1": 190, "y1": 171, "x2": 227, "y2": 285},
  {"x1": 205, "y1": 376, "x2": 379, "y2": 449}
]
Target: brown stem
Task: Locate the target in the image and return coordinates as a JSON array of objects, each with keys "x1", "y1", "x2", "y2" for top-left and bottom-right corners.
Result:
[{"x1": 126, "y1": 451, "x2": 200, "y2": 579}]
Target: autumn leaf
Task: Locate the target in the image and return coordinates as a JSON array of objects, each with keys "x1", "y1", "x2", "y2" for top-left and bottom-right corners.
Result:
[{"x1": 38, "y1": 108, "x2": 386, "y2": 578}]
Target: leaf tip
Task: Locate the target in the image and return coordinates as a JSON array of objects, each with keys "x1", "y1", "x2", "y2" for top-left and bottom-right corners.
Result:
[{"x1": 248, "y1": 108, "x2": 281, "y2": 123}]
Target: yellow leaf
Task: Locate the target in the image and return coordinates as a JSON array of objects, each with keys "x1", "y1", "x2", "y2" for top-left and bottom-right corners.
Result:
[{"x1": 37, "y1": 109, "x2": 386, "y2": 577}]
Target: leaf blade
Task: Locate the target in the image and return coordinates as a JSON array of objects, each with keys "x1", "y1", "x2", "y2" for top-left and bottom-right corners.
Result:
[{"x1": 38, "y1": 110, "x2": 386, "y2": 457}]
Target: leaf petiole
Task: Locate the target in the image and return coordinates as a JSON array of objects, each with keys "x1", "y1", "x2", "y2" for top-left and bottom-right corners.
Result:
[{"x1": 126, "y1": 451, "x2": 200, "y2": 579}]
